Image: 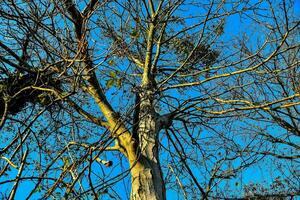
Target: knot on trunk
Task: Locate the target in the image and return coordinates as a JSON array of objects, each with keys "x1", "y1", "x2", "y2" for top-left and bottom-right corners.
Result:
[{"x1": 156, "y1": 113, "x2": 173, "y2": 130}]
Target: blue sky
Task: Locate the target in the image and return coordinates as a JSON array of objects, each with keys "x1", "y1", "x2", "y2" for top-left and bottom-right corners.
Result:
[{"x1": 1, "y1": 0, "x2": 300, "y2": 199}]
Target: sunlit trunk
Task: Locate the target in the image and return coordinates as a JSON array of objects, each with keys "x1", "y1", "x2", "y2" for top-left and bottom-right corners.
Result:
[{"x1": 129, "y1": 89, "x2": 165, "y2": 200}]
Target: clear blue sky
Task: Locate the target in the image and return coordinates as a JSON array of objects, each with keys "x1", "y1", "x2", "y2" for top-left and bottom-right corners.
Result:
[{"x1": 1, "y1": 0, "x2": 299, "y2": 199}]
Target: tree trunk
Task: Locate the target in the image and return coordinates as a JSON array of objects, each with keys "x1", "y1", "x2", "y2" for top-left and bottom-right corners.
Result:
[{"x1": 129, "y1": 88, "x2": 165, "y2": 200}]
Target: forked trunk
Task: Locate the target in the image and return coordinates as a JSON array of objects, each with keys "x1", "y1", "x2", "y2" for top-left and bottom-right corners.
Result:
[{"x1": 129, "y1": 89, "x2": 165, "y2": 200}]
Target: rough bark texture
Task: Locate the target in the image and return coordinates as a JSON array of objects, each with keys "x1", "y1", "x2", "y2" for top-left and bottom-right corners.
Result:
[{"x1": 129, "y1": 88, "x2": 166, "y2": 200}]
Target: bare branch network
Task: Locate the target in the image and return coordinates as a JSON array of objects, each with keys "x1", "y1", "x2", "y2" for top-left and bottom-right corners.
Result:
[{"x1": 0, "y1": 0, "x2": 299, "y2": 199}]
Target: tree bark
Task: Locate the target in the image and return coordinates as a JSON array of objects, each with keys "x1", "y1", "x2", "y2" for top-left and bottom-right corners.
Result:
[{"x1": 129, "y1": 88, "x2": 166, "y2": 200}]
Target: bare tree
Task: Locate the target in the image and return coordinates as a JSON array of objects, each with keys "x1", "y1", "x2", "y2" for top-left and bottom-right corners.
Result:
[{"x1": 0, "y1": 0, "x2": 299, "y2": 199}]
